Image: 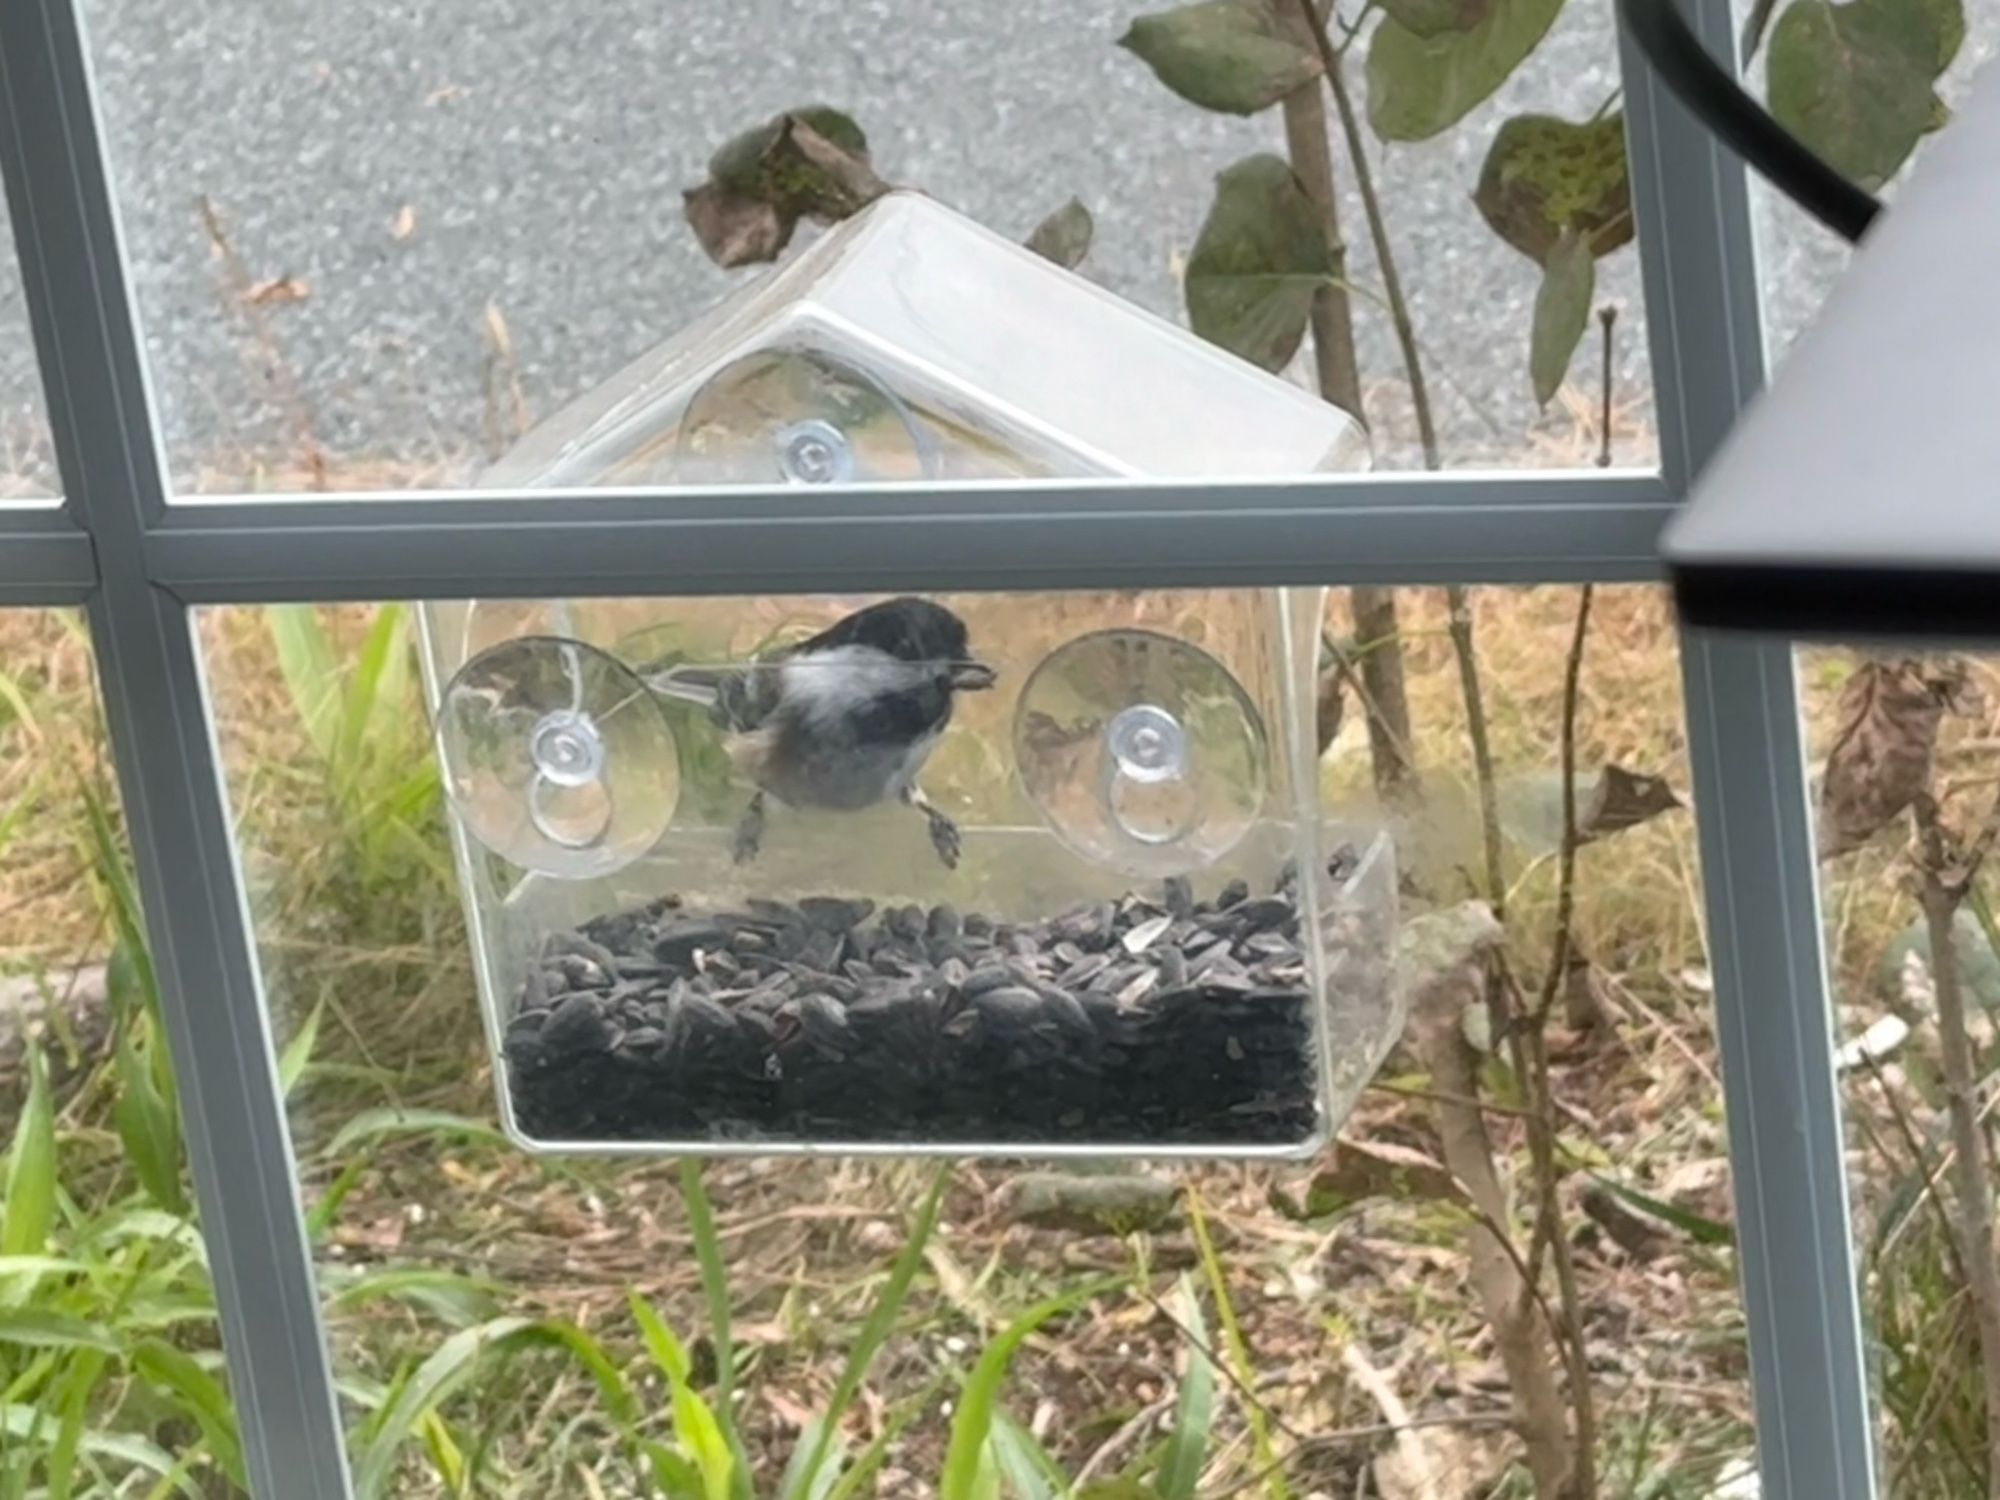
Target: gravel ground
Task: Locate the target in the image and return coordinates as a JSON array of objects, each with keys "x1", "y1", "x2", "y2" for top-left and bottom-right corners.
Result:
[{"x1": 0, "y1": 0, "x2": 1992, "y2": 495}]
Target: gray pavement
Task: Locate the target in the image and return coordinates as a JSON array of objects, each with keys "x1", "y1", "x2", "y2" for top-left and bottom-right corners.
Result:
[{"x1": 0, "y1": 0, "x2": 1990, "y2": 496}]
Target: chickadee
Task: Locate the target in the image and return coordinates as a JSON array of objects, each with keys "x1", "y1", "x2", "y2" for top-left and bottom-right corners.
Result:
[{"x1": 647, "y1": 597, "x2": 997, "y2": 869}]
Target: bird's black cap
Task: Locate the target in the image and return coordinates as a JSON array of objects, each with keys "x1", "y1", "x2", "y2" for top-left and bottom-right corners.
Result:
[{"x1": 801, "y1": 596, "x2": 978, "y2": 666}]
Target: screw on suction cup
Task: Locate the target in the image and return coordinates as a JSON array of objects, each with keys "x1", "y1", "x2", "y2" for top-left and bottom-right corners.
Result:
[
  {"x1": 1013, "y1": 628, "x2": 1269, "y2": 878},
  {"x1": 671, "y1": 346, "x2": 938, "y2": 487},
  {"x1": 435, "y1": 635, "x2": 680, "y2": 880}
]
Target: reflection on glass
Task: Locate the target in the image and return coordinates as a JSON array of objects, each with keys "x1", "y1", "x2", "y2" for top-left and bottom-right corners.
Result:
[
  {"x1": 0, "y1": 609, "x2": 230, "y2": 1490},
  {"x1": 1803, "y1": 644, "x2": 2000, "y2": 1494},
  {"x1": 198, "y1": 584, "x2": 1746, "y2": 1494},
  {"x1": 77, "y1": 0, "x2": 1657, "y2": 496}
]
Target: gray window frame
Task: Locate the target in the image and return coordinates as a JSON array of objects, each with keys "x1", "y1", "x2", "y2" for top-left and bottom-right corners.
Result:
[{"x1": 0, "y1": 0, "x2": 1873, "y2": 1495}]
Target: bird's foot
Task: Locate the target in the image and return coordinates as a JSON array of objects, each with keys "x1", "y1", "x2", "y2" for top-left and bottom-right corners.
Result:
[{"x1": 732, "y1": 794, "x2": 766, "y2": 865}]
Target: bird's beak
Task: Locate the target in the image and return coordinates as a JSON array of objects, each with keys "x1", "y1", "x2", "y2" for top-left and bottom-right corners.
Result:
[{"x1": 949, "y1": 660, "x2": 998, "y2": 692}]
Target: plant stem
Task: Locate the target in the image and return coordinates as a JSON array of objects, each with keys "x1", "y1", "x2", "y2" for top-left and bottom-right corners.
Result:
[
  {"x1": 1304, "y1": 14, "x2": 1439, "y2": 469},
  {"x1": 1277, "y1": 13, "x2": 1420, "y2": 807},
  {"x1": 1597, "y1": 307, "x2": 1618, "y2": 468},
  {"x1": 1912, "y1": 790, "x2": 2000, "y2": 1498},
  {"x1": 1536, "y1": 585, "x2": 1593, "y2": 1028},
  {"x1": 1447, "y1": 585, "x2": 1505, "y2": 914},
  {"x1": 1409, "y1": 939, "x2": 1573, "y2": 1498}
]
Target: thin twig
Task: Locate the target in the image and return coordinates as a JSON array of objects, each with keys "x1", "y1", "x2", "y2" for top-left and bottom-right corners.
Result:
[
  {"x1": 1597, "y1": 307, "x2": 1618, "y2": 469},
  {"x1": 1535, "y1": 585, "x2": 1595, "y2": 1029},
  {"x1": 1911, "y1": 783, "x2": 2000, "y2": 1498},
  {"x1": 1446, "y1": 586, "x2": 1505, "y2": 914},
  {"x1": 1296, "y1": 0, "x2": 1439, "y2": 469}
]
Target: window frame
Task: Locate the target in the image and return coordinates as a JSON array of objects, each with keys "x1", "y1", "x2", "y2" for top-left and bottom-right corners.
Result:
[{"x1": 0, "y1": 0, "x2": 1871, "y2": 1494}]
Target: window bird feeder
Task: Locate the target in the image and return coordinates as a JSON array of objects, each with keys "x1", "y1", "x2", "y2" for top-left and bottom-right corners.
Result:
[{"x1": 420, "y1": 193, "x2": 1399, "y2": 1157}]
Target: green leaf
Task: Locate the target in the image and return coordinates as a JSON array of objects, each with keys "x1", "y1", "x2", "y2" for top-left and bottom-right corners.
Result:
[
  {"x1": 355, "y1": 1316, "x2": 636, "y2": 1500},
  {"x1": 1590, "y1": 1175, "x2": 1733, "y2": 1247},
  {"x1": 268, "y1": 606, "x2": 341, "y2": 763},
  {"x1": 0, "y1": 1310, "x2": 119, "y2": 1354},
  {"x1": 1026, "y1": 198, "x2": 1096, "y2": 270},
  {"x1": 989, "y1": 1411, "x2": 1067, "y2": 1499},
  {"x1": 940, "y1": 1285, "x2": 1109, "y2": 1500},
  {"x1": 335, "y1": 605, "x2": 406, "y2": 786},
  {"x1": 2, "y1": 1047, "x2": 55, "y2": 1261},
  {"x1": 1156, "y1": 1275, "x2": 1215, "y2": 1499},
  {"x1": 47, "y1": 1347, "x2": 107, "y2": 1500},
  {"x1": 680, "y1": 1161, "x2": 753, "y2": 1500},
  {"x1": 781, "y1": 1168, "x2": 949, "y2": 1500},
  {"x1": 1366, "y1": 0, "x2": 1565, "y2": 141},
  {"x1": 1475, "y1": 112, "x2": 1632, "y2": 264},
  {"x1": 1917, "y1": 0, "x2": 1966, "y2": 68},
  {"x1": 1530, "y1": 229, "x2": 1595, "y2": 407},
  {"x1": 279, "y1": 1001, "x2": 324, "y2": 1100},
  {"x1": 112, "y1": 1031, "x2": 187, "y2": 1218},
  {"x1": 1767, "y1": 0, "x2": 1945, "y2": 190},
  {"x1": 1380, "y1": 0, "x2": 1497, "y2": 36},
  {"x1": 1188, "y1": 1191, "x2": 1288, "y2": 1499},
  {"x1": 131, "y1": 1342, "x2": 247, "y2": 1491},
  {"x1": 1185, "y1": 154, "x2": 1336, "y2": 372},
  {"x1": 323, "y1": 1108, "x2": 506, "y2": 1158},
  {"x1": 777, "y1": 1418, "x2": 847, "y2": 1500},
  {"x1": 325, "y1": 1268, "x2": 505, "y2": 1328},
  {"x1": 1118, "y1": 0, "x2": 1319, "y2": 115},
  {"x1": 630, "y1": 1295, "x2": 736, "y2": 1500}
]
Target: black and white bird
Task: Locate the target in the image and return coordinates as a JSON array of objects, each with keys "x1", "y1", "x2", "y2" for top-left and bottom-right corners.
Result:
[{"x1": 646, "y1": 597, "x2": 997, "y2": 868}]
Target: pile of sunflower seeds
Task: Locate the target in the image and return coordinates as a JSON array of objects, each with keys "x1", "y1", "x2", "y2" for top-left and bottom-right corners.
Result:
[{"x1": 503, "y1": 855, "x2": 1363, "y2": 1147}]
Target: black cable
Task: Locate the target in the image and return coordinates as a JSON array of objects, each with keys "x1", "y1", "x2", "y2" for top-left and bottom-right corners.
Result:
[{"x1": 1617, "y1": 0, "x2": 1882, "y2": 244}]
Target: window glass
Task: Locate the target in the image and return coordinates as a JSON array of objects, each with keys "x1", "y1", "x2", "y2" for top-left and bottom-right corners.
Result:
[
  {"x1": 0, "y1": 608, "x2": 233, "y2": 1493},
  {"x1": 0, "y1": 220, "x2": 57, "y2": 498},
  {"x1": 78, "y1": 0, "x2": 1658, "y2": 498},
  {"x1": 201, "y1": 582, "x2": 1746, "y2": 1493}
]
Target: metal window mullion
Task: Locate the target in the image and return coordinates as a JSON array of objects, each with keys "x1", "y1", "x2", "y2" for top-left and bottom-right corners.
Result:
[
  {"x1": 0, "y1": 502, "x2": 96, "y2": 604},
  {"x1": 0, "y1": 1, "x2": 351, "y2": 1496},
  {"x1": 145, "y1": 471, "x2": 1674, "y2": 601},
  {"x1": 1622, "y1": 5, "x2": 1877, "y2": 1498}
]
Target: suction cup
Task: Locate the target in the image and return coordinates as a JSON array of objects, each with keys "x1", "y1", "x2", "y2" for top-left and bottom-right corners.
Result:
[
  {"x1": 1013, "y1": 629, "x2": 1268, "y2": 878},
  {"x1": 436, "y1": 635, "x2": 678, "y2": 879},
  {"x1": 672, "y1": 347, "x2": 937, "y2": 487}
]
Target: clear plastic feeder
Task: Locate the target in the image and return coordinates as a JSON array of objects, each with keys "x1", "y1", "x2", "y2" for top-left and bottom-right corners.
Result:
[{"x1": 420, "y1": 193, "x2": 1401, "y2": 1157}]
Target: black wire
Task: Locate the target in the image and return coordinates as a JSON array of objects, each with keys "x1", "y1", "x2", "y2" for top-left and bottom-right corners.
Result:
[{"x1": 1617, "y1": 0, "x2": 1882, "y2": 245}]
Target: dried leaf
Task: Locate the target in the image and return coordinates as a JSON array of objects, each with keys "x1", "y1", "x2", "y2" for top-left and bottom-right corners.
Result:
[
  {"x1": 1817, "y1": 656, "x2": 1969, "y2": 858},
  {"x1": 245, "y1": 276, "x2": 311, "y2": 306},
  {"x1": 683, "y1": 107, "x2": 889, "y2": 269},
  {"x1": 1025, "y1": 197, "x2": 1094, "y2": 269},
  {"x1": 1184, "y1": 153, "x2": 1337, "y2": 372},
  {"x1": 1529, "y1": 228, "x2": 1593, "y2": 406},
  {"x1": 1474, "y1": 112, "x2": 1633, "y2": 265},
  {"x1": 1118, "y1": 0, "x2": 1320, "y2": 115},
  {"x1": 1577, "y1": 764, "x2": 1683, "y2": 843},
  {"x1": 682, "y1": 182, "x2": 794, "y2": 269},
  {"x1": 390, "y1": 204, "x2": 418, "y2": 240}
]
